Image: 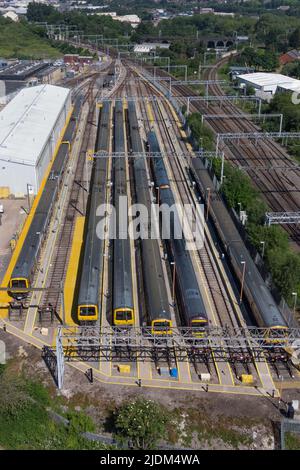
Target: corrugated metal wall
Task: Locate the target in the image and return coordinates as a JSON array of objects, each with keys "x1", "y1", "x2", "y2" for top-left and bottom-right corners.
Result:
[
  {"x1": 0, "y1": 90, "x2": 71, "y2": 197},
  {"x1": 35, "y1": 91, "x2": 71, "y2": 190}
]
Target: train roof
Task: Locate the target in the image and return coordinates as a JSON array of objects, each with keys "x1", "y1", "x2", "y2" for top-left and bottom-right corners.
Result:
[
  {"x1": 149, "y1": 131, "x2": 208, "y2": 323},
  {"x1": 191, "y1": 157, "x2": 286, "y2": 328},
  {"x1": 129, "y1": 105, "x2": 171, "y2": 322}
]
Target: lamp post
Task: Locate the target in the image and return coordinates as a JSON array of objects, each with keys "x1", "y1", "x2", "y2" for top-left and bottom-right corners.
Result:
[
  {"x1": 240, "y1": 261, "x2": 246, "y2": 303},
  {"x1": 171, "y1": 261, "x2": 176, "y2": 305},
  {"x1": 292, "y1": 292, "x2": 298, "y2": 314},
  {"x1": 206, "y1": 187, "x2": 211, "y2": 221},
  {"x1": 237, "y1": 202, "x2": 242, "y2": 219},
  {"x1": 220, "y1": 151, "x2": 225, "y2": 185},
  {"x1": 199, "y1": 137, "x2": 203, "y2": 154},
  {"x1": 26, "y1": 184, "x2": 33, "y2": 211},
  {"x1": 156, "y1": 186, "x2": 160, "y2": 204}
]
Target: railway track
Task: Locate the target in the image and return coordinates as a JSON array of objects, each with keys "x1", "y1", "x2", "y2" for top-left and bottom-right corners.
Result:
[
  {"x1": 143, "y1": 63, "x2": 300, "y2": 245},
  {"x1": 117, "y1": 68, "x2": 240, "y2": 328},
  {"x1": 116, "y1": 65, "x2": 244, "y2": 332},
  {"x1": 40, "y1": 63, "x2": 127, "y2": 321},
  {"x1": 40, "y1": 77, "x2": 98, "y2": 318},
  {"x1": 152, "y1": 99, "x2": 240, "y2": 330}
]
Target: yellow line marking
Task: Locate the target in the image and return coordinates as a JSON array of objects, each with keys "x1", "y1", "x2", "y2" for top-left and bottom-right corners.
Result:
[
  {"x1": 0, "y1": 107, "x2": 74, "y2": 317},
  {"x1": 63, "y1": 216, "x2": 85, "y2": 326},
  {"x1": 0, "y1": 317, "x2": 280, "y2": 396},
  {"x1": 99, "y1": 101, "x2": 113, "y2": 378}
]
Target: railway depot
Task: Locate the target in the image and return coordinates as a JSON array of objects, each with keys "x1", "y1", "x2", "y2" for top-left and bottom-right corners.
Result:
[
  {"x1": 0, "y1": 84, "x2": 71, "y2": 196},
  {"x1": 237, "y1": 72, "x2": 300, "y2": 98},
  {"x1": 0, "y1": 50, "x2": 299, "y2": 404}
]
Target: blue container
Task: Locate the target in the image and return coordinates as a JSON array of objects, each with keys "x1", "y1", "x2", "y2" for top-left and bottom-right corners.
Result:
[{"x1": 170, "y1": 368, "x2": 178, "y2": 379}]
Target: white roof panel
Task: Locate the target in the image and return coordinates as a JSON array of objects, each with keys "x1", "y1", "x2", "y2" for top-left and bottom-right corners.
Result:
[
  {"x1": 238, "y1": 72, "x2": 300, "y2": 91},
  {"x1": 277, "y1": 81, "x2": 300, "y2": 92},
  {"x1": 0, "y1": 84, "x2": 70, "y2": 166},
  {"x1": 134, "y1": 45, "x2": 152, "y2": 53}
]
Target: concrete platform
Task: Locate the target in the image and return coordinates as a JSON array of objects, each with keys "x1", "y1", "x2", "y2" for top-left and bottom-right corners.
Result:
[{"x1": 0, "y1": 199, "x2": 27, "y2": 283}]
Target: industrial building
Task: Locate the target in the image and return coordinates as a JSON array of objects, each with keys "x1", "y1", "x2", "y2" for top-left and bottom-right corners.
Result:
[
  {"x1": 0, "y1": 84, "x2": 71, "y2": 196},
  {"x1": 279, "y1": 49, "x2": 300, "y2": 65},
  {"x1": 237, "y1": 72, "x2": 300, "y2": 97},
  {"x1": 0, "y1": 61, "x2": 56, "y2": 105}
]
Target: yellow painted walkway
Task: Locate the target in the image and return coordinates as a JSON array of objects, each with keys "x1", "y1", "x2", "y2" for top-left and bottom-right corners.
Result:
[
  {"x1": 0, "y1": 106, "x2": 74, "y2": 318},
  {"x1": 63, "y1": 216, "x2": 85, "y2": 326}
]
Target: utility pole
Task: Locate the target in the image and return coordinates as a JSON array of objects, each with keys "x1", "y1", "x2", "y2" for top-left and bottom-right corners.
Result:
[
  {"x1": 206, "y1": 187, "x2": 211, "y2": 221},
  {"x1": 171, "y1": 261, "x2": 176, "y2": 305},
  {"x1": 240, "y1": 261, "x2": 246, "y2": 303},
  {"x1": 292, "y1": 292, "x2": 298, "y2": 314}
]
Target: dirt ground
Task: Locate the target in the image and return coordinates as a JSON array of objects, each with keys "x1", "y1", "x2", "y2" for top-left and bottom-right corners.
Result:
[{"x1": 2, "y1": 328, "x2": 300, "y2": 450}]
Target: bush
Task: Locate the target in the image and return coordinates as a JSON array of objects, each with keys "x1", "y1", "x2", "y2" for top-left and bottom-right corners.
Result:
[
  {"x1": 114, "y1": 398, "x2": 169, "y2": 449},
  {"x1": 0, "y1": 369, "x2": 31, "y2": 417},
  {"x1": 66, "y1": 410, "x2": 96, "y2": 433},
  {"x1": 187, "y1": 113, "x2": 214, "y2": 151}
]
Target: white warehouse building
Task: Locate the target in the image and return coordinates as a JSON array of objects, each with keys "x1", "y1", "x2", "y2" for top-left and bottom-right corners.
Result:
[
  {"x1": 0, "y1": 84, "x2": 72, "y2": 196},
  {"x1": 237, "y1": 72, "x2": 300, "y2": 98}
]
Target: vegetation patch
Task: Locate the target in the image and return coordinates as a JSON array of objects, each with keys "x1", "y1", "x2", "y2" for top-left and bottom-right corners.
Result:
[
  {"x1": 188, "y1": 112, "x2": 300, "y2": 307},
  {"x1": 0, "y1": 17, "x2": 61, "y2": 59},
  {"x1": 113, "y1": 398, "x2": 170, "y2": 449},
  {"x1": 285, "y1": 431, "x2": 300, "y2": 450},
  {"x1": 0, "y1": 363, "x2": 111, "y2": 450},
  {"x1": 169, "y1": 407, "x2": 254, "y2": 449}
]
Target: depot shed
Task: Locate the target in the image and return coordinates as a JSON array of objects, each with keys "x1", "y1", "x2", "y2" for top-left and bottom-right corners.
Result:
[
  {"x1": 237, "y1": 72, "x2": 300, "y2": 96},
  {"x1": 0, "y1": 84, "x2": 71, "y2": 196}
]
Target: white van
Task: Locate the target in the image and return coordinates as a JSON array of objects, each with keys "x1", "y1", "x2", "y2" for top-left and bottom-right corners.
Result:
[{"x1": 0, "y1": 204, "x2": 4, "y2": 214}]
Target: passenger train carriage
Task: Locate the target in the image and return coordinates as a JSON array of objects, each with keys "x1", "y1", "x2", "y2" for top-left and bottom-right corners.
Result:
[
  {"x1": 77, "y1": 100, "x2": 111, "y2": 323},
  {"x1": 128, "y1": 102, "x2": 172, "y2": 334},
  {"x1": 112, "y1": 100, "x2": 134, "y2": 326},
  {"x1": 190, "y1": 157, "x2": 288, "y2": 343},
  {"x1": 147, "y1": 131, "x2": 208, "y2": 334}
]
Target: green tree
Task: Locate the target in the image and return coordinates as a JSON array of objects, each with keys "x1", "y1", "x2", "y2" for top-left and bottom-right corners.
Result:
[
  {"x1": 282, "y1": 61, "x2": 300, "y2": 79},
  {"x1": 270, "y1": 252, "x2": 300, "y2": 301},
  {"x1": 289, "y1": 27, "x2": 300, "y2": 48},
  {"x1": 114, "y1": 399, "x2": 169, "y2": 449},
  {"x1": 269, "y1": 92, "x2": 300, "y2": 132}
]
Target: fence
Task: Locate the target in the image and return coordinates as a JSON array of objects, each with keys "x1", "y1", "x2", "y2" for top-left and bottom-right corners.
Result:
[{"x1": 281, "y1": 418, "x2": 300, "y2": 449}]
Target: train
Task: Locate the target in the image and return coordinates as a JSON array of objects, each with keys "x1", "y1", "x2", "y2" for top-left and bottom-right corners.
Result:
[
  {"x1": 102, "y1": 63, "x2": 115, "y2": 89},
  {"x1": 112, "y1": 100, "x2": 134, "y2": 326},
  {"x1": 147, "y1": 131, "x2": 208, "y2": 333},
  {"x1": 127, "y1": 102, "x2": 172, "y2": 334},
  {"x1": 77, "y1": 100, "x2": 111, "y2": 322},
  {"x1": 190, "y1": 157, "x2": 288, "y2": 341},
  {"x1": 9, "y1": 99, "x2": 81, "y2": 300}
]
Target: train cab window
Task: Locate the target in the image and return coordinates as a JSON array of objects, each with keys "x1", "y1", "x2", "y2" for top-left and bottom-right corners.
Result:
[
  {"x1": 116, "y1": 310, "x2": 132, "y2": 321},
  {"x1": 153, "y1": 321, "x2": 171, "y2": 331},
  {"x1": 11, "y1": 279, "x2": 27, "y2": 289},
  {"x1": 191, "y1": 319, "x2": 207, "y2": 330},
  {"x1": 80, "y1": 306, "x2": 96, "y2": 317}
]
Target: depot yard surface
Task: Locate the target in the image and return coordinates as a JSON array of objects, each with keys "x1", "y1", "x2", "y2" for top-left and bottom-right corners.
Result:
[
  {"x1": 0, "y1": 56, "x2": 299, "y2": 403},
  {"x1": 1, "y1": 328, "x2": 295, "y2": 450},
  {"x1": 0, "y1": 199, "x2": 26, "y2": 283}
]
